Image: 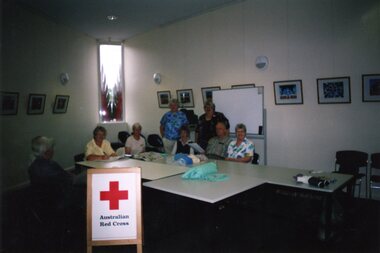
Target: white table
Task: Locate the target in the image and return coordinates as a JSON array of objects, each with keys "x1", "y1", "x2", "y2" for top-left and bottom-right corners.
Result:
[
  {"x1": 143, "y1": 160, "x2": 353, "y2": 203},
  {"x1": 142, "y1": 160, "x2": 353, "y2": 241},
  {"x1": 77, "y1": 157, "x2": 187, "y2": 181}
]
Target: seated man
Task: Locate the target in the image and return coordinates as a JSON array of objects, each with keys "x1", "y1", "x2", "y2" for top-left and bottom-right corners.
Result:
[
  {"x1": 28, "y1": 136, "x2": 76, "y2": 210},
  {"x1": 206, "y1": 121, "x2": 232, "y2": 159}
]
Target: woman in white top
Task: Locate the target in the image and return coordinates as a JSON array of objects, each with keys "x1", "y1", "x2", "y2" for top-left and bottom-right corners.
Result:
[{"x1": 125, "y1": 123, "x2": 146, "y2": 155}]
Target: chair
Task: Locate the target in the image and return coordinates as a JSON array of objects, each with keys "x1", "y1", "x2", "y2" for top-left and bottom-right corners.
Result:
[
  {"x1": 146, "y1": 134, "x2": 164, "y2": 153},
  {"x1": 118, "y1": 131, "x2": 130, "y2": 145},
  {"x1": 369, "y1": 153, "x2": 380, "y2": 199},
  {"x1": 72, "y1": 153, "x2": 85, "y2": 174},
  {"x1": 252, "y1": 153, "x2": 260, "y2": 165},
  {"x1": 335, "y1": 150, "x2": 368, "y2": 198}
]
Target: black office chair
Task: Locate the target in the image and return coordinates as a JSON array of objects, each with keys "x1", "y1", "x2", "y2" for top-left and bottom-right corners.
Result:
[
  {"x1": 118, "y1": 131, "x2": 130, "y2": 145},
  {"x1": 369, "y1": 153, "x2": 380, "y2": 199},
  {"x1": 72, "y1": 153, "x2": 85, "y2": 174},
  {"x1": 146, "y1": 134, "x2": 164, "y2": 153},
  {"x1": 252, "y1": 153, "x2": 260, "y2": 165},
  {"x1": 335, "y1": 150, "x2": 368, "y2": 198}
]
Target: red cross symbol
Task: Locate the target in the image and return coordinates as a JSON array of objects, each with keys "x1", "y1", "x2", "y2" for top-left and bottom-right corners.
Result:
[{"x1": 100, "y1": 181, "x2": 129, "y2": 210}]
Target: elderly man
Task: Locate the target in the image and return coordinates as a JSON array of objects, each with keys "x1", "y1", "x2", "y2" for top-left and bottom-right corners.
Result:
[
  {"x1": 28, "y1": 136, "x2": 86, "y2": 212},
  {"x1": 206, "y1": 120, "x2": 232, "y2": 159},
  {"x1": 28, "y1": 136, "x2": 73, "y2": 198}
]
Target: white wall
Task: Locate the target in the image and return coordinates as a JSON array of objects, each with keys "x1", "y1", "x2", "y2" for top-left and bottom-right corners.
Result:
[
  {"x1": 1, "y1": 0, "x2": 380, "y2": 199},
  {"x1": 124, "y1": 0, "x2": 380, "y2": 176},
  {"x1": 1, "y1": 2, "x2": 99, "y2": 189}
]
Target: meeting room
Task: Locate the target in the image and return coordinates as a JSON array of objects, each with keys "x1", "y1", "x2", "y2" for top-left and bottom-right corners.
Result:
[{"x1": 1, "y1": 0, "x2": 380, "y2": 252}]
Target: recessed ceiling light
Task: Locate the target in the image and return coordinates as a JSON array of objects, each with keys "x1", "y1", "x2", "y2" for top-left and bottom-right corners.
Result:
[{"x1": 107, "y1": 15, "x2": 118, "y2": 21}]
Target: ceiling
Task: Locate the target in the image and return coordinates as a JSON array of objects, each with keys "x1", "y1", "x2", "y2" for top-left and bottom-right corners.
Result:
[{"x1": 14, "y1": 0, "x2": 243, "y2": 41}]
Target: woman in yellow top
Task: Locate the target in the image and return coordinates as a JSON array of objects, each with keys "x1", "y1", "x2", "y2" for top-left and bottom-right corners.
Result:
[{"x1": 85, "y1": 126, "x2": 116, "y2": 161}]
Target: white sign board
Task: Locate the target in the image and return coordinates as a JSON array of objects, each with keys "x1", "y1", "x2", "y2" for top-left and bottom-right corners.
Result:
[{"x1": 87, "y1": 168, "x2": 142, "y2": 253}]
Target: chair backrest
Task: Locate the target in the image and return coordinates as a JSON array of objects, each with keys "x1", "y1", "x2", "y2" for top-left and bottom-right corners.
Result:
[
  {"x1": 371, "y1": 153, "x2": 380, "y2": 170},
  {"x1": 147, "y1": 134, "x2": 164, "y2": 147},
  {"x1": 74, "y1": 153, "x2": 85, "y2": 163},
  {"x1": 118, "y1": 131, "x2": 130, "y2": 144},
  {"x1": 252, "y1": 153, "x2": 260, "y2": 165},
  {"x1": 335, "y1": 150, "x2": 368, "y2": 175}
]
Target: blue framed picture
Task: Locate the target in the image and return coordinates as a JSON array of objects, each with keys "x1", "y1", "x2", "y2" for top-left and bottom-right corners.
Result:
[
  {"x1": 273, "y1": 80, "x2": 303, "y2": 105},
  {"x1": 317, "y1": 77, "x2": 351, "y2": 104},
  {"x1": 362, "y1": 74, "x2": 380, "y2": 102}
]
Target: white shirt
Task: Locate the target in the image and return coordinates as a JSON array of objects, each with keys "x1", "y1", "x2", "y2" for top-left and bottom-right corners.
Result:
[{"x1": 125, "y1": 136, "x2": 146, "y2": 155}]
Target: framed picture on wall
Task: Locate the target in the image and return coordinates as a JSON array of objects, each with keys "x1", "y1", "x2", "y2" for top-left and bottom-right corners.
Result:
[
  {"x1": 27, "y1": 93, "x2": 46, "y2": 114},
  {"x1": 176, "y1": 89, "x2": 194, "y2": 108},
  {"x1": 0, "y1": 92, "x2": 19, "y2": 115},
  {"x1": 157, "y1": 90, "x2": 171, "y2": 108},
  {"x1": 362, "y1": 74, "x2": 380, "y2": 102},
  {"x1": 201, "y1": 86, "x2": 220, "y2": 105},
  {"x1": 53, "y1": 95, "x2": 70, "y2": 113},
  {"x1": 273, "y1": 80, "x2": 303, "y2": 105},
  {"x1": 231, "y1": 83, "x2": 255, "y2": 89},
  {"x1": 317, "y1": 76, "x2": 351, "y2": 104}
]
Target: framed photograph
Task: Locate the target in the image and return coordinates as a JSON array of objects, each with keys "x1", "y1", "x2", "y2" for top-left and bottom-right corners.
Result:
[
  {"x1": 231, "y1": 83, "x2": 255, "y2": 89},
  {"x1": 176, "y1": 89, "x2": 194, "y2": 108},
  {"x1": 53, "y1": 95, "x2": 70, "y2": 113},
  {"x1": 317, "y1": 76, "x2": 351, "y2": 104},
  {"x1": 157, "y1": 91, "x2": 171, "y2": 108},
  {"x1": 273, "y1": 80, "x2": 303, "y2": 105},
  {"x1": 27, "y1": 93, "x2": 46, "y2": 115},
  {"x1": 201, "y1": 86, "x2": 221, "y2": 105},
  {"x1": 0, "y1": 92, "x2": 19, "y2": 115},
  {"x1": 362, "y1": 74, "x2": 380, "y2": 102}
]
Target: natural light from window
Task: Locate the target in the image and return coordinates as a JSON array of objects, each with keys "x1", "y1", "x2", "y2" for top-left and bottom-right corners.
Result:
[{"x1": 99, "y1": 44, "x2": 124, "y2": 122}]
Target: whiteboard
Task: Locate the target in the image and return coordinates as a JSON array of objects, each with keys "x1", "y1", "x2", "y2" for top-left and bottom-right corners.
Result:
[{"x1": 213, "y1": 88, "x2": 263, "y2": 135}]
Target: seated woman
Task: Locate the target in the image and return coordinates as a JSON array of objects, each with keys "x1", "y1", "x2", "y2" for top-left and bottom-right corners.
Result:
[
  {"x1": 225, "y1": 123, "x2": 254, "y2": 163},
  {"x1": 125, "y1": 123, "x2": 146, "y2": 155},
  {"x1": 172, "y1": 125, "x2": 194, "y2": 155},
  {"x1": 85, "y1": 126, "x2": 116, "y2": 161}
]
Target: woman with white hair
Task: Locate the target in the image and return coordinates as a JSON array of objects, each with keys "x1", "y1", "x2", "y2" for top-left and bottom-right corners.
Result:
[
  {"x1": 159, "y1": 98, "x2": 189, "y2": 153},
  {"x1": 225, "y1": 123, "x2": 255, "y2": 163},
  {"x1": 125, "y1": 122, "x2": 146, "y2": 155}
]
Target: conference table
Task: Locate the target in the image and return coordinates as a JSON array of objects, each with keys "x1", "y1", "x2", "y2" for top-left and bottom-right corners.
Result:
[
  {"x1": 78, "y1": 154, "x2": 353, "y2": 243},
  {"x1": 77, "y1": 155, "x2": 186, "y2": 181}
]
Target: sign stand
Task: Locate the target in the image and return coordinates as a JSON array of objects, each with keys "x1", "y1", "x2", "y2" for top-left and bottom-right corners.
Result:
[{"x1": 87, "y1": 168, "x2": 143, "y2": 253}]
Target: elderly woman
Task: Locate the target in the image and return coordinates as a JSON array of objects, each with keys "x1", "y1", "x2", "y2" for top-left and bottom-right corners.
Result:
[
  {"x1": 125, "y1": 123, "x2": 146, "y2": 155},
  {"x1": 225, "y1": 123, "x2": 254, "y2": 163},
  {"x1": 85, "y1": 126, "x2": 116, "y2": 161},
  {"x1": 160, "y1": 98, "x2": 189, "y2": 154},
  {"x1": 196, "y1": 100, "x2": 229, "y2": 150},
  {"x1": 171, "y1": 125, "x2": 194, "y2": 155}
]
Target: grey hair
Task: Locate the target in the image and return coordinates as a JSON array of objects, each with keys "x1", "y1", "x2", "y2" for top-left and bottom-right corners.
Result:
[
  {"x1": 169, "y1": 98, "x2": 179, "y2": 106},
  {"x1": 31, "y1": 136, "x2": 55, "y2": 158},
  {"x1": 235, "y1": 123, "x2": 247, "y2": 133},
  {"x1": 204, "y1": 100, "x2": 215, "y2": 111},
  {"x1": 132, "y1": 122, "x2": 142, "y2": 131}
]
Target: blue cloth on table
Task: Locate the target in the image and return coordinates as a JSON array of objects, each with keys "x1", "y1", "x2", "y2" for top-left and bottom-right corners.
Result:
[
  {"x1": 174, "y1": 153, "x2": 193, "y2": 165},
  {"x1": 181, "y1": 162, "x2": 229, "y2": 182}
]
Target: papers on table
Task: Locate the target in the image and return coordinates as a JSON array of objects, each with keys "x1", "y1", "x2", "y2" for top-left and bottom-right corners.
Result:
[
  {"x1": 92, "y1": 155, "x2": 123, "y2": 162},
  {"x1": 188, "y1": 142, "x2": 205, "y2": 154}
]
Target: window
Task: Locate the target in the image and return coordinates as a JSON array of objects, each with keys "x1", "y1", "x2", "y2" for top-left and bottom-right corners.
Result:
[{"x1": 98, "y1": 44, "x2": 124, "y2": 122}]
